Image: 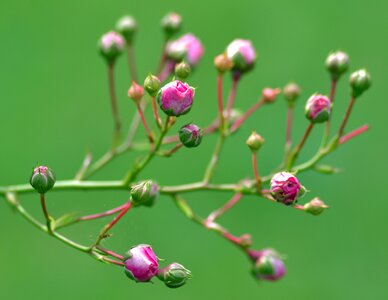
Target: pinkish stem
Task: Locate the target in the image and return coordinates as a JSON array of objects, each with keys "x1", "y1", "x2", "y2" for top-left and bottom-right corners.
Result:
[
  {"x1": 217, "y1": 74, "x2": 225, "y2": 128},
  {"x1": 230, "y1": 98, "x2": 265, "y2": 132},
  {"x1": 151, "y1": 97, "x2": 162, "y2": 128},
  {"x1": 339, "y1": 124, "x2": 369, "y2": 144},
  {"x1": 158, "y1": 60, "x2": 175, "y2": 82},
  {"x1": 225, "y1": 73, "x2": 241, "y2": 118},
  {"x1": 252, "y1": 153, "x2": 261, "y2": 190},
  {"x1": 136, "y1": 104, "x2": 154, "y2": 143},
  {"x1": 79, "y1": 202, "x2": 129, "y2": 221},
  {"x1": 338, "y1": 96, "x2": 356, "y2": 138},
  {"x1": 285, "y1": 106, "x2": 293, "y2": 150},
  {"x1": 96, "y1": 246, "x2": 124, "y2": 260},
  {"x1": 206, "y1": 193, "x2": 243, "y2": 223}
]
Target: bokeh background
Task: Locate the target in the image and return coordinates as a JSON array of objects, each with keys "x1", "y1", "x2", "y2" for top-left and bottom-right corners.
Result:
[{"x1": 1, "y1": 0, "x2": 386, "y2": 299}]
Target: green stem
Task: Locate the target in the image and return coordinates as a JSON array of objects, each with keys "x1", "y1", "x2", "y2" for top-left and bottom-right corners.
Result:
[{"x1": 203, "y1": 134, "x2": 225, "y2": 184}]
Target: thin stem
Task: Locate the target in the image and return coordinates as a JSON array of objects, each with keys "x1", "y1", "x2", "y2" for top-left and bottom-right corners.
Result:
[
  {"x1": 339, "y1": 124, "x2": 369, "y2": 144},
  {"x1": 151, "y1": 97, "x2": 163, "y2": 128},
  {"x1": 203, "y1": 134, "x2": 225, "y2": 184},
  {"x1": 158, "y1": 60, "x2": 175, "y2": 82},
  {"x1": 108, "y1": 62, "x2": 121, "y2": 148},
  {"x1": 287, "y1": 123, "x2": 315, "y2": 169},
  {"x1": 225, "y1": 73, "x2": 240, "y2": 118},
  {"x1": 79, "y1": 202, "x2": 130, "y2": 221},
  {"x1": 136, "y1": 104, "x2": 154, "y2": 143},
  {"x1": 206, "y1": 193, "x2": 243, "y2": 223},
  {"x1": 102, "y1": 257, "x2": 125, "y2": 266},
  {"x1": 96, "y1": 246, "x2": 124, "y2": 260},
  {"x1": 156, "y1": 40, "x2": 167, "y2": 75},
  {"x1": 285, "y1": 105, "x2": 294, "y2": 152},
  {"x1": 322, "y1": 79, "x2": 338, "y2": 146},
  {"x1": 162, "y1": 142, "x2": 183, "y2": 157},
  {"x1": 217, "y1": 74, "x2": 225, "y2": 129},
  {"x1": 338, "y1": 96, "x2": 356, "y2": 137},
  {"x1": 252, "y1": 153, "x2": 261, "y2": 190},
  {"x1": 127, "y1": 45, "x2": 138, "y2": 83},
  {"x1": 75, "y1": 152, "x2": 93, "y2": 181},
  {"x1": 40, "y1": 194, "x2": 52, "y2": 232},
  {"x1": 230, "y1": 98, "x2": 265, "y2": 132}
]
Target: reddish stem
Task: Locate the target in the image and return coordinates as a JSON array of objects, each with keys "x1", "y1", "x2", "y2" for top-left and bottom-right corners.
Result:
[
  {"x1": 127, "y1": 45, "x2": 138, "y2": 83},
  {"x1": 217, "y1": 74, "x2": 225, "y2": 127},
  {"x1": 158, "y1": 60, "x2": 175, "y2": 82},
  {"x1": 207, "y1": 193, "x2": 243, "y2": 223},
  {"x1": 96, "y1": 246, "x2": 124, "y2": 260},
  {"x1": 225, "y1": 73, "x2": 240, "y2": 118},
  {"x1": 295, "y1": 123, "x2": 314, "y2": 155},
  {"x1": 230, "y1": 98, "x2": 265, "y2": 132},
  {"x1": 252, "y1": 153, "x2": 261, "y2": 190},
  {"x1": 285, "y1": 106, "x2": 293, "y2": 150},
  {"x1": 79, "y1": 202, "x2": 129, "y2": 221},
  {"x1": 103, "y1": 257, "x2": 125, "y2": 266},
  {"x1": 108, "y1": 62, "x2": 121, "y2": 142},
  {"x1": 324, "y1": 79, "x2": 338, "y2": 142},
  {"x1": 156, "y1": 41, "x2": 167, "y2": 75},
  {"x1": 164, "y1": 142, "x2": 183, "y2": 156},
  {"x1": 339, "y1": 124, "x2": 369, "y2": 144},
  {"x1": 338, "y1": 97, "x2": 356, "y2": 137},
  {"x1": 151, "y1": 97, "x2": 162, "y2": 128},
  {"x1": 136, "y1": 104, "x2": 154, "y2": 143}
]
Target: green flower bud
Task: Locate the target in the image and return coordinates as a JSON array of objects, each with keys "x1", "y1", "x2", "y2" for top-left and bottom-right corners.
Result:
[
  {"x1": 116, "y1": 15, "x2": 137, "y2": 44},
  {"x1": 246, "y1": 131, "x2": 264, "y2": 152},
  {"x1": 304, "y1": 197, "x2": 328, "y2": 216},
  {"x1": 283, "y1": 82, "x2": 301, "y2": 105},
  {"x1": 175, "y1": 61, "x2": 191, "y2": 80},
  {"x1": 179, "y1": 123, "x2": 203, "y2": 148},
  {"x1": 157, "y1": 263, "x2": 192, "y2": 288},
  {"x1": 144, "y1": 74, "x2": 161, "y2": 97},
  {"x1": 350, "y1": 69, "x2": 371, "y2": 98},
  {"x1": 30, "y1": 166, "x2": 56, "y2": 194},
  {"x1": 325, "y1": 51, "x2": 349, "y2": 80},
  {"x1": 161, "y1": 12, "x2": 182, "y2": 38},
  {"x1": 130, "y1": 180, "x2": 159, "y2": 207}
]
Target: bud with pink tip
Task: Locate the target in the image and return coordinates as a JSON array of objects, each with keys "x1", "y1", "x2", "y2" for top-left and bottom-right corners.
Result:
[
  {"x1": 226, "y1": 39, "x2": 256, "y2": 72},
  {"x1": 157, "y1": 263, "x2": 192, "y2": 288},
  {"x1": 124, "y1": 244, "x2": 159, "y2": 282},
  {"x1": 246, "y1": 131, "x2": 264, "y2": 152},
  {"x1": 166, "y1": 33, "x2": 204, "y2": 66},
  {"x1": 116, "y1": 15, "x2": 137, "y2": 44},
  {"x1": 214, "y1": 53, "x2": 234, "y2": 73},
  {"x1": 130, "y1": 180, "x2": 159, "y2": 207},
  {"x1": 157, "y1": 80, "x2": 195, "y2": 116},
  {"x1": 270, "y1": 172, "x2": 304, "y2": 205},
  {"x1": 161, "y1": 12, "x2": 182, "y2": 38},
  {"x1": 179, "y1": 123, "x2": 203, "y2": 148},
  {"x1": 262, "y1": 88, "x2": 281, "y2": 103},
  {"x1": 304, "y1": 197, "x2": 329, "y2": 215},
  {"x1": 249, "y1": 249, "x2": 286, "y2": 281},
  {"x1": 283, "y1": 82, "x2": 301, "y2": 105},
  {"x1": 305, "y1": 94, "x2": 332, "y2": 123},
  {"x1": 326, "y1": 51, "x2": 349, "y2": 80},
  {"x1": 99, "y1": 31, "x2": 125, "y2": 63},
  {"x1": 128, "y1": 81, "x2": 144, "y2": 104},
  {"x1": 30, "y1": 166, "x2": 56, "y2": 194}
]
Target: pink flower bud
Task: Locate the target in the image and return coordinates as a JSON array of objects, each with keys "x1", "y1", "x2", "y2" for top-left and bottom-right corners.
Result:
[
  {"x1": 157, "y1": 80, "x2": 195, "y2": 116},
  {"x1": 124, "y1": 244, "x2": 159, "y2": 282},
  {"x1": 305, "y1": 94, "x2": 332, "y2": 123},
  {"x1": 128, "y1": 81, "x2": 144, "y2": 103},
  {"x1": 99, "y1": 31, "x2": 125, "y2": 62},
  {"x1": 166, "y1": 33, "x2": 204, "y2": 66},
  {"x1": 262, "y1": 88, "x2": 281, "y2": 103},
  {"x1": 226, "y1": 39, "x2": 256, "y2": 72},
  {"x1": 270, "y1": 172, "x2": 303, "y2": 205},
  {"x1": 249, "y1": 249, "x2": 286, "y2": 281}
]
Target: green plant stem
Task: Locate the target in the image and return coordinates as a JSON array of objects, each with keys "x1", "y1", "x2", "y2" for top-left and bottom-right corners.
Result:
[
  {"x1": 127, "y1": 44, "x2": 138, "y2": 83},
  {"x1": 322, "y1": 79, "x2": 337, "y2": 146},
  {"x1": 108, "y1": 62, "x2": 122, "y2": 148},
  {"x1": 287, "y1": 123, "x2": 315, "y2": 170},
  {"x1": 40, "y1": 193, "x2": 52, "y2": 232},
  {"x1": 203, "y1": 134, "x2": 225, "y2": 183}
]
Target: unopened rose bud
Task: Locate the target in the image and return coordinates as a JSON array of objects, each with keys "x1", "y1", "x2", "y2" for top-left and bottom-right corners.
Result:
[
  {"x1": 116, "y1": 15, "x2": 137, "y2": 44},
  {"x1": 157, "y1": 80, "x2": 195, "y2": 116},
  {"x1": 262, "y1": 88, "x2": 281, "y2": 103},
  {"x1": 30, "y1": 166, "x2": 56, "y2": 194},
  {"x1": 128, "y1": 81, "x2": 144, "y2": 104},
  {"x1": 214, "y1": 53, "x2": 233, "y2": 73},
  {"x1": 350, "y1": 69, "x2": 371, "y2": 98},
  {"x1": 179, "y1": 123, "x2": 203, "y2": 148},
  {"x1": 304, "y1": 197, "x2": 329, "y2": 216},
  {"x1": 270, "y1": 172, "x2": 304, "y2": 205},
  {"x1": 99, "y1": 31, "x2": 125, "y2": 63},
  {"x1": 166, "y1": 34, "x2": 204, "y2": 66},
  {"x1": 130, "y1": 180, "x2": 159, "y2": 207},
  {"x1": 175, "y1": 61, "x2": 191, "y2": 80},
  {"x1": 251, "y1": 249, "x2": 286, "y2": 281},
  {"x1": 246, "y1": 131, "x2": 264, "y2": 152},
  {"x1": 326, "y1": 51, "x2": 349, "y2": 80},
  {"x1": 227, "y1": 108, "x2": 243, "y2": 124},
  {"x1": 144, "y1": 74, "x2": 161, "y2": 97},
  {"x1": 305, "y1": 94, "x2": 332, "y2": 123},
  {"x1": 283, "y1": 82, "x2": 301, "y2": 105},
  {"x1": 161, "y1": 12, "x2": 182, "y2": 38},
  {"x1": 226, "y1": 39, "x2": 256, "y2": 72},
  {"x1": 124, "y1": 244, "x2": 159, "y2": 282},
  {"x1": 157, "y1": 263, "x2": 192, "y2": 288}
]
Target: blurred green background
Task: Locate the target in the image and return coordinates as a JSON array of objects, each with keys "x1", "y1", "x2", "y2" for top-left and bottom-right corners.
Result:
[{"x1": 0, "y1": 0, "x2": 386, "y2": 299}]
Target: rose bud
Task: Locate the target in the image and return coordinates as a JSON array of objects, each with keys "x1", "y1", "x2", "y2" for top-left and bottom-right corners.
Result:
[
  {"x1": 262, "y1": 88, "x2": 281, "y2": 103},
  {"x1": 250, "y1": 249, "x2": 286, "y2": 281},
  {"x1": 130, "y1": 180, "x2": 159, "y2": 207},
  {"x1": 161, "y1": 12, "x2": 182, "y2": 38},
  {"x1": 325, "y1": 51, "x2": 349, "y2": 80},
  {"x1": 157, "y1": 80, "x2": 195, "y2": 116},
  {"x1": 350, "y1": 69, "x2": 371, "y2": 98},
  {"x1": 124, "y1": 244, "x2": 159, "y2": 282},
  {"x1": 166, "y1": 33, "x2": 204, "y2": 66},
  {"x1": 144, "y1": 74, "x2": 161, "y2": 97},
  {"x1": 116, "y1": 15, "x2": 137, "y2": 44},
  {"x1": 175, "y1": 61, "x2": 191, "y2": 80},
  {"x1": 30, "y1": 166, "x2": 56, "y2": 194},
  {"x1": 226, "y1": 39, "x2": 256, "y2": 72},
  {"x1": 99, "y1": 31, "x2": 125, "y2": 63},
  {"x1": 179, "y1": 123, "x2": 203, "y2": 148},
  {"x1": 214, "y1": 53, "x2": 234, "y2": 73},
  {"x1": 305, "y1": 94, "x2": 332, "y2": 123},
  {"x1": 270, "y1": 172, "x2": 305, "y2": 205},
  {"x1": 157, "y1": 263, "x2": 192, "y2": 288},
  {"x1": 283, "y1": 82, "x2": 301, "y2": 105},
  {"x1": 246, "y1": 131, "x2": 264, "y2": 152},
  {"x1": 128, "y1": 81, "x2": 144, "y2": 104},
  {"x1": 304, "y1": 197, "x2": 329, "y2": 216}
]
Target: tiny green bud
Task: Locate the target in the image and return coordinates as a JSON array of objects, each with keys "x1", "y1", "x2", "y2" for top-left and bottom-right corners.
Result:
[
  {"x1": 30, "y1": 166, "x2": 56, "y2": 194},
  {"x1": 144, "y1": 74, "x2": 161, "y2": 97},
  {"x1": 116, "y1": 15, "x2": 137, "y2": 44},
  {"x1": 246, "y1": 131, "x2": 264, "y2": 152},
  {"x1": 304, "y1": 197, "x2": 328, "y2": 216},
  {"x1": 157, "y1": 263, "x2": 192, "y2": 288},
  {"x1": 350, "y1": 69, "x2": 371, "y2": 98},
  {"x1": 214, "y1": 53, "x2": 234, "y2": 73},
  {"x1": 283, "y1": 82, "x2": 301, "y2": 104},
  {"x1": 130, "y1": 180, "x2": 159, "y2": 207},
  {"x1": 175, "y1": 61, "x2": 191, "y2": 80},
  {"x1": 325, "y1": 51, "x2": 349, "y2": 80},
  {"x1": 161, "y1": 12, "x2": 182, "y2": 38}
]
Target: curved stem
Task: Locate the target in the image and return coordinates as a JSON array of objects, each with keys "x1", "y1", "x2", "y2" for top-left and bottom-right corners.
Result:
[
  {"x1": 40, "y1": 193, "x2": 52, "y2": 232},
  {"x1": 230, "y1": 98, "x2": 265, "y2": 132}
]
